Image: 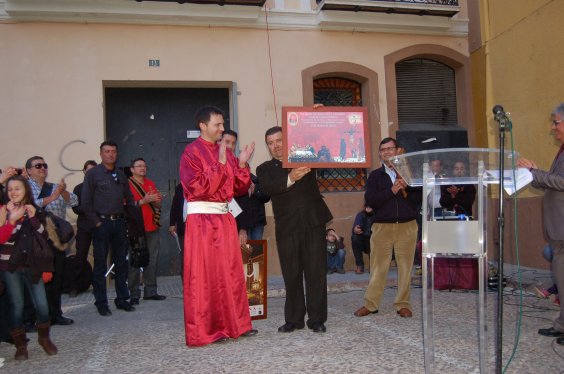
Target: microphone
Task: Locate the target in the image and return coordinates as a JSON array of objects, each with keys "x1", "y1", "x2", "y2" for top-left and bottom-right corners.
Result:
[
  {"x1": 492, "y1": 105, "x2": 504, "y2": 116},
  {"x1": 492, "y1": 105, "x2": 508, "y2": 122}
]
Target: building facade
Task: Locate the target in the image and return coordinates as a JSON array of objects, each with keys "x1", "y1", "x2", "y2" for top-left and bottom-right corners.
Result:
[
  {"x1": 0, "y1": 0, "x2": 473, "y2": 275},
  {"x1": 470, "y1": 0, "x2": 564, "y2": 271}
]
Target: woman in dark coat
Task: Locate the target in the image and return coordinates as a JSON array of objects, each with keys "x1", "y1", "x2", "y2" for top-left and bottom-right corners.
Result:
[{"x1": 0, "y1": 175, "x2": 57, "y2": 360}]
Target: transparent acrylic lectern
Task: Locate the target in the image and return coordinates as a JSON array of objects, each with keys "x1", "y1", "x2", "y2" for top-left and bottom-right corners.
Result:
[{"x1": 390, "y1": 148, "x2": 520, "y2": 374}]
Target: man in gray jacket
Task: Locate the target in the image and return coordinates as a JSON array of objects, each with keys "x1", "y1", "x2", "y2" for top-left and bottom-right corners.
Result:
[{"x1": 518, "y1": 103, "x2": 564, "y2": 345}]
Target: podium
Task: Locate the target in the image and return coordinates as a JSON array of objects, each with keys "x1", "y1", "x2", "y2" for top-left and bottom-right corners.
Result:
[{"x1": 390, "y1": 148, "x2": 520, "y2": 374}]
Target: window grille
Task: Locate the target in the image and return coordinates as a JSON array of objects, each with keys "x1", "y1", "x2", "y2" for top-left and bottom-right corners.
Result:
[{"x1": 313, "y1": 77, "x2": 367, "y2": 193}]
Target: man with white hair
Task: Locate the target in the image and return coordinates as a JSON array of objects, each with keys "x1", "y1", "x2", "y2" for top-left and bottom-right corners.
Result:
[{"x1": 518, "y1": 103, "x2": 564, "y2": 345}]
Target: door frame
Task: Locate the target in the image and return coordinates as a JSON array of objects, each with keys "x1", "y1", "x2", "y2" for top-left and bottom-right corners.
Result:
[{"x1": 102, "y1": 80, "x2": 239, "y2": 137}]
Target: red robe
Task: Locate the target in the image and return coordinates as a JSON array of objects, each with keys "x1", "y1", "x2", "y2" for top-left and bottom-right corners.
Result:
[{"x1": 179, "y1": 136, "x2": 252, "y2": 346}]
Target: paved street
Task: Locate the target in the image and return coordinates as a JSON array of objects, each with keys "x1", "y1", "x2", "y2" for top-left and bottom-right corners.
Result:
[{"x1": 0, "y1": 268, "x2": 563, "y2": 373}]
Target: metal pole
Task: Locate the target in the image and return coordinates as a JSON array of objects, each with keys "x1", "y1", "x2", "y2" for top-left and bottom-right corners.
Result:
[
  {"x1": 496, "y1": 127, "x2": 505, "y2": 374},
  {"x1": 494, "y1": 106, "x2": 510, "y2": 374}
]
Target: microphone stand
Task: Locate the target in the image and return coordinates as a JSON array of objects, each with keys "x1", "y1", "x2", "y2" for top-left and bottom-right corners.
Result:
[{"x1": 494, "y1": 108, "x2": 511, "y2": 374}]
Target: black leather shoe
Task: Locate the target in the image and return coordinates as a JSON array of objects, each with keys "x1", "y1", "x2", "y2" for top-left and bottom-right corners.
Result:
[
  {"x1": 130, "y1": 298, "x2": 140, "y2": 305},
  {"x1": 557, "y1": 336, "x2": 564, "y2": 345},
  {"x1": 241, "y1": 329, "x2": 258, "y2": 337},
  {"x1": 311, "y1": 322, "x2": 326, "y2": 333},
  {"x1": 52, "y1": 315, "x2": 74, "y2": 326},
  {"x1": 277, "y1": 323, "x2": 304, "y2": 333},
  {"x1": 96, "y1": 304, "x2": 112, "y2": 316},
  {"x1": 143, "y1": 294, "x2": 166, "y2": 301},
  {"x1": 115, "y1": 301, "x2": 135, "y2": 312},
  {"x1": 213, "y1": 337, "x2": 229, "y2": 344},
  {"x1": 538, "y1": 327, "x2": 564, "y2": 337}
]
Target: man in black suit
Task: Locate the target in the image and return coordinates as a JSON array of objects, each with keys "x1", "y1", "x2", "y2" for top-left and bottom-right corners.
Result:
[
  {"x1": 440, "y1": 161, "x2": 476, "y2": 217},
  {"x1": 257, "y1": 126, "x2": 333, "y2": 333},
  {"x1": 169, "y1": 183, "x2": 186, "y2": 279},
  {"x1": 70, "y1": 160, "x2": 98, "y2": 297}
]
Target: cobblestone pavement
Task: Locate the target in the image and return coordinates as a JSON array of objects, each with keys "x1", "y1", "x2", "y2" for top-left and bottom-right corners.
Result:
[{"x1": 0, "y1": 268, "x2": 563, "y2": 373}]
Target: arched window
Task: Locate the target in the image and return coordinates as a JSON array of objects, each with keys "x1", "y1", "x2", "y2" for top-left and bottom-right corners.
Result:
[
  {"x1": 313, "y1": 77, "x2": 362, "y2": 106},
  {"x1": 313, "y1": 77, "x2": 367, "y2": 192}
]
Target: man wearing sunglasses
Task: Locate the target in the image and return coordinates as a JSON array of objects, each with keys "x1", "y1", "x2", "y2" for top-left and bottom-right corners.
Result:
[{"x1": 26, "y1": 156, "x2": 78, "y2": 327}]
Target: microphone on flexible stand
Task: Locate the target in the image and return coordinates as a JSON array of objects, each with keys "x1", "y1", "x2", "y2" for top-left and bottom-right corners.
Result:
[
  {"x1": 492, "y1": 105, "x2": 511, "y2": 129},
  {"x1": 491, "y1": 103, "x2": 513, "y2": 373},
  {"x1": 492, "y1": 105, "x2": 505, "y2": 120}
]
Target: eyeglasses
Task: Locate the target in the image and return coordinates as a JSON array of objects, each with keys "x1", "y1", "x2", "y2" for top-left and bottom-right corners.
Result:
[
  {"x1": 552, "y1": 119, "x2": 562, "y2": 126},
  {"x1": 32, "y1": 163, "x2": 48, "y2": 170},
  {"x1": 379, "y1": 147, "x2": 397, "y2": 153}
]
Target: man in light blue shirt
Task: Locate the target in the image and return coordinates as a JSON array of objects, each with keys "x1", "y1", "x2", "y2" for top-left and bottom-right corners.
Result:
[{"x1": 26, "y1": 156, "x2": 78, "y2": 326}]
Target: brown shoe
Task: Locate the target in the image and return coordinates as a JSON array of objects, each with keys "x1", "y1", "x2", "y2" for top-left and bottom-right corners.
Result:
[
  {"x1": 9, "y1": 327, "x2": 28, "y2": 360},
  {"x1": 354, "y1": 306, "x2": 378, "y2": 317},
  {"x1": 397, "y1": 308, "x2": 413, "y2": 318},
  {"x1": 37, "y1": 322, "x2": 58, "y2": 355}
]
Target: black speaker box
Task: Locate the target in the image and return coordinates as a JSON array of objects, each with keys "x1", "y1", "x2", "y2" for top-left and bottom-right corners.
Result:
[{"x1": 396, "y1": 125, "x2": 468, "y2": 153}]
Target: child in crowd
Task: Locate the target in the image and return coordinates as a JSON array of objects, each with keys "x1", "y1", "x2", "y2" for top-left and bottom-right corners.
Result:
[{"x1": 326, "y1": 229, "x2": 346, "y2": 274}]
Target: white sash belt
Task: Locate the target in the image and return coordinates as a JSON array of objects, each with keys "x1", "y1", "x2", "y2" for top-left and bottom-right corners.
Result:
[{"x1": 186, "y1": 201, "x2": 228, "y2": 215}]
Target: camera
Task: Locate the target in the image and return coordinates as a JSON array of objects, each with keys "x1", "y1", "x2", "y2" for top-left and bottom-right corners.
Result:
[{"x1": 15, "y1": 168, "x2": 23, "y2": 175}]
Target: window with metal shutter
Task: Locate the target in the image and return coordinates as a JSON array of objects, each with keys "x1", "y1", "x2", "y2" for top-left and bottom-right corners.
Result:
[{"x1": 396, "y1": 58, "x2": 458, "y2": 127}]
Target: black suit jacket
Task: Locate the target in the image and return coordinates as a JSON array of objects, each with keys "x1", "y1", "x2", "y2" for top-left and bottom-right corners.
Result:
[
  {"x1": 257, "y1": 159, "x2": 332, "y2": 235},
  {"x1": 235, "y1": 174, "x2": 270, "y2": 231},
  {"x1": 440, "y1": 184, "x2": 476, "y2": 216},
  {"x1": 72, "y1": 182, "x2": 88, "y2": 229},
  {"x1": 169, "y1": 184, "x2": 185, "y2": 237}
]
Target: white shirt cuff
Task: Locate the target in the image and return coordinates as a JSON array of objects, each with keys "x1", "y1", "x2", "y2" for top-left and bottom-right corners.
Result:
[{"x1": 287, "y1": 175, "x2": 295, "y2": 187}]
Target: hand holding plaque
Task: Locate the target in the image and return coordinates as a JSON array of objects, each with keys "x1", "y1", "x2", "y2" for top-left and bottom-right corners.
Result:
[{"x1": 395, "y1": 147, "x2": 408, "y2": 198}]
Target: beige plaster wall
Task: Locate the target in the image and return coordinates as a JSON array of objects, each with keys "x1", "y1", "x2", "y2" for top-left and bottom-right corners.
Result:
[
  {"x1": 478, "y1": 0, "x2": 563, "y2": 158},
  {"x1": 0, "y1": 21, "x2": 468, "y2": 274},
  {"x1": 471, "y1": 0, "x2": 564, "y2": 269}
]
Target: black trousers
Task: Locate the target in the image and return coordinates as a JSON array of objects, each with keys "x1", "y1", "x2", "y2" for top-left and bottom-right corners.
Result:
[
  {"x1": 0, "y1": 292, "x2": 13, "y2": 341},
  {"x1": 45, "y1": 250, "x2": 66, "y2": 319},
  {"x1": 178, "y1": 234, "x2": 185, "y2": 281},
  {"x1": 73, "y1": 226, "x2": 93, "y2": 289},
  {"x1": 351, "y1": 234, "x2": 371, "y2": 267},
  {"x1": 276, "y1": 224, "x2": 327, "y2": 329}
]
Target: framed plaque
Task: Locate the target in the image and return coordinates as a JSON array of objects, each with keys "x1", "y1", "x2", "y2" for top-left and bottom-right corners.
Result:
[
  {"x1": 282, "y1": 106, "x2": 371, "y2": 168},
  {"x1": 241, "y1": 240, "x2": 267, "y2": 320}
]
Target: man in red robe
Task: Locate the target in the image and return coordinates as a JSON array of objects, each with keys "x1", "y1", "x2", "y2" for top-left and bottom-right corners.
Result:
[{"x1": 179, "y1": 106, "x2": 257, "y2": 346}]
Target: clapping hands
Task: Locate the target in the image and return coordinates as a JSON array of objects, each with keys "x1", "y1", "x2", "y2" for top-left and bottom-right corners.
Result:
[{"x1": 238, "y1": 142, "x2": 255, "y2": 167}]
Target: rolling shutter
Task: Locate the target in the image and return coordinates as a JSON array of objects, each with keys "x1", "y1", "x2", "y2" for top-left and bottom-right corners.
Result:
[{"x1": 396, "y1": 58, "x2": 458, "y2": 127}]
